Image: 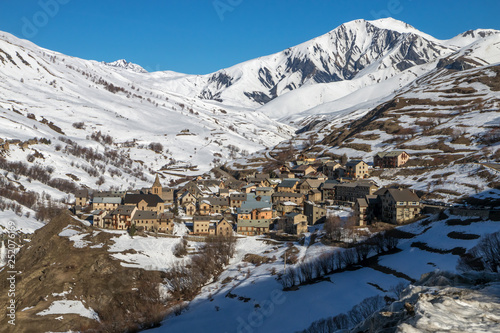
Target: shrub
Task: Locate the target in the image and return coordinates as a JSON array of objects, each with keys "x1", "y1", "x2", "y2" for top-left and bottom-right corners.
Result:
[
  {"x1": 148, "y1": 142, "x2": 163, "y2": 154},
  {"x1": 458, "y1": 231, "x2": 500, "y2": 273},
  {"x1": 173, "y1": 238, "x2": 188, "y2": 258},
  {"x1": 72, "y1": 122, "x2": 85, "y2": 129}
]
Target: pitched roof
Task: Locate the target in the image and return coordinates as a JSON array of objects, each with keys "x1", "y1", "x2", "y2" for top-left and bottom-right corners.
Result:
[
  {"x1": 321, "y1": 179, "x2": 340, "y2": 190},
  {"x1": 256, "y1": 187, "x2": 273, "y2": 191},
  {"x1": 300, "y1": 179, "x2": 324, "y2": 189},
  {"x1": 292, "y1": 164, "x2": 315, "y2": 172},
  {"x1": 272, "y1": 192, "x2": 304, "y2": 198},
  {"x1": 386, "y1": 188, "x2": 420, "y2": 202},
  {"x1": 75, "y1": 189, "x2": 88, "y2": 198},
  {"x1": 278, "y1": 179, "x2": 300, "y2": 188},
  {"x1": 112, "y1": 205, "x2": 136, "y2": 216},
  {"x1": 376, "y1": 151, "x2": 407, "y2": 158},
  {"x1": 200, "y1": 197, "x2": 229, "y2": 206},
  {"x1": 356, "y1": 198, "x2": 368, "y2": 207},
  {"x1": 337, "y1": 180, "x2": 377, "y2": 188},
  {"x1": 94, "y1": 191, "x2": 123, "y2": 198},
  {"x1": 93, "y1": 196, "x2": 122, "y2": 204},
  {"x1": 158, "y1": 212, "x2": 174, "y2": 220},
  {"x1": 133, "y1": 210, "x2": 158, "y2": 220},
  {"x1": 193, "y1": 215, "x2": 212, "y2": 222},
  {"x1": 124, "y1": 194, "x2": 164, "y2": 206},
  {"x1": 345, "y1": 160, "x2": 366, "y2": 167}
]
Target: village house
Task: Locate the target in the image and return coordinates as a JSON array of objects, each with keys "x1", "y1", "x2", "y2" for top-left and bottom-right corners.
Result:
[
  {"x1": 132, "y1": 210, "x2": 158, "y2": 231},
  {"x1": 157, "y1": 212, "x2": 175, "y2": 234},
  {"x1": 177, "y1": 191, "x2": 197, "y2": 207},
  {"x1": 215, "y1": 218, "x2": 233, "y2": 237},
  {"x1": 275, "y1": 201, "x2": 302, "y2": 217},
  {"x1": 297, "y1": 153, "x2": 316, "y2": 164},
  {"x1": 92, "y1": 196, "x2": 122, "y2": 211},
  {"x1": 236, "y1": 219, "x2": 270, "y2": 236},
  {"x1": 255, "y1": 187, "x2": 274, "y2": 197},
  {"x1": 177, "y1": 181, "x2": 203, "y2": 199},
  {"x1": 246, "y1": 176, "x2": 271, "y2": 188},
  {"x1": 109, "y1": 205, "x2": 137, "y2": 230},
  {"x1": 320, "y1": 179, "x2": 340, "y2": 203},
  {"x1": 303, "y1": 171, "x2": 328, "y2": 180},
  {"x1": 236, "y1": 193, "x2": 273, "y2": 220},
  {"x1": 241, "y1": 183, "x2": 257, "y2": 194},
  {"x1": 374, "y1": 151, "x2": 410, "y2": 168},
  {"x1": 192, "y1": 216, "x2": 212, "y2": 235},
  {"x1": 276, "y1": 179, "x2": 300, "y2": 193},
  {"x1": 251, "y1": 207, "x2": 273, "y2": 220},
  {"x1": 160, "y1": 188, "x2": 174, "y2": 205},
  {"x1": 184, "y1": 202, "x2": 196, "y2": 216},
  {"x1": 354, "y1": 195, "x2": 378, "y2": 226},
  {"x1": 335, "y1": 180, "x2": 378, "y2": 203},
  {"x1": 345, "y1": 160, "x2": 370, "y2": 179},
  {"x1": 291, "y1": 164, "x2": 316, "y2": 177},
  {"x1": 75, "y1": 189, "x2": 89, "y2": 207},
  {"x1": 271, "y1": 192, "x2": 304, "y2": 205},
  {"x1": 91, "y1": 210, "x2": 107, "y2": 228},
  {"x1": 224, "y1": 179, "x2": 247, "y2": 191},
  {"x1": 377, "y1": 188, "x2": 421, "y2": 224},
  {"x1": 230, "y1": 193, "x2": 247, "y2": 208},
  {"x1": 307, "y1": 189, "x2": 322, "y2": 202},
  {"x1": 199, "y1": 197, "x2": 229, "y2": 215},
  {"x1": 283, "y1": 213, "x2": 308, "y2": 235},
  {"x1": 297, "y1": 179, "x2": 324, "y2": 195},
  {"x1": 277, "y1": 165, "x2": 295, "y2": 179},
  {"x1": 324, "y1": 162, "x2": 345, "y2": 179},
  {"x1": 304, "y1": 202, "x2": 327, "y2": 225},
  {"x1": 219, "y1": 188, "x2": 230, "y2": 198},
  {"x1": 124, "y1": 193, "x2": 165, "y2": 214}
]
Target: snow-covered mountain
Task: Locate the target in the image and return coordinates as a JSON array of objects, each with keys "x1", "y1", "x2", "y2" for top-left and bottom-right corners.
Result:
[
  {"x1": 103, "y1": 59, "x2": 148, "y2": 73},
  {"x1": 0, "y1": 17, "x2": 499, "y2": 200},
  {"x1": 156, "y1": 18, "x2": 498, "y2": 112}
]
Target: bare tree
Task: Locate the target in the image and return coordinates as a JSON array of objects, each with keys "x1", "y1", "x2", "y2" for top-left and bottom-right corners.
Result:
[
  {"x1": 458, "y1": 231, "x2": 500, "y2": 273},
  {"x1": 324, "y1": 215, "x2": 343, "y2": 241}
]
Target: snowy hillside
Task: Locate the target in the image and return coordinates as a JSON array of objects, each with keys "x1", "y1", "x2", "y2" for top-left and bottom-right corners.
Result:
[
  {"x1": 0, "y1": 30, "x2": 294, "y2": 198},
  {"x1": 0, "y1": 17, "x2": 499, "y2": 204},
  {"x1": 147, "y1": 212, "x2": 500, "y2": 333}
]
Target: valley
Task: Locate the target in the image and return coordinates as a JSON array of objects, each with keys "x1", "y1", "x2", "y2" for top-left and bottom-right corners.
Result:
[{"x1": 0, "y1": 17, "x2": 499, "y2": 333}]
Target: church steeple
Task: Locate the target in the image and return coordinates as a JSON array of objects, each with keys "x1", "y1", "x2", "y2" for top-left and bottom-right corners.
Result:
[{"x1": 152, "y1": 174, "x2": 162, "y2": 196}]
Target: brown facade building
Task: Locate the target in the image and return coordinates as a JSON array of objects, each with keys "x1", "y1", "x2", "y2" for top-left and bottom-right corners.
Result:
[
  {"x1": 336, "y1": 180, "x2": 378, "y2": 203},
  {"x1": 374, "y1": 151, "x2": 410, "y2": 168},
  {"x1": 345, "y1": 160, "x2": 369, "y2": 179},
  {"x1": 377, "y1": 188, "x2": 421, "y2": 224}
]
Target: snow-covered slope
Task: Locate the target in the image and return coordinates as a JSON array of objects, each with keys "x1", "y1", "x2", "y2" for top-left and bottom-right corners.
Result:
[{"x1": 0, "y1": 30, "x2": 294, "y2": 196}]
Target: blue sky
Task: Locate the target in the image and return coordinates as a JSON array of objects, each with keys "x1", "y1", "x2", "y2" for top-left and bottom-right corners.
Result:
[{"x1": 0, "y1": 0, "x2": 499, "y2": 74}]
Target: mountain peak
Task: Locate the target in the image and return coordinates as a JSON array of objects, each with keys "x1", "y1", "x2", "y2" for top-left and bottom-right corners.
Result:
[
  {"x1": 348, "y1": 17, "x2": 440, "y2": 42},
  {"x1": 103, "y1": 59, "x2": 148, "y2": 73}
]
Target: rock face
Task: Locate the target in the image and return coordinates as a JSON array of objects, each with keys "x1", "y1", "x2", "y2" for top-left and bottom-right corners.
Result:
[
  {"x1": 0, "y1": 212, "x2": 165, "y2": 333},
  {"x1": 350, "y1": 272, "x2": 500, "y2": 333}
]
